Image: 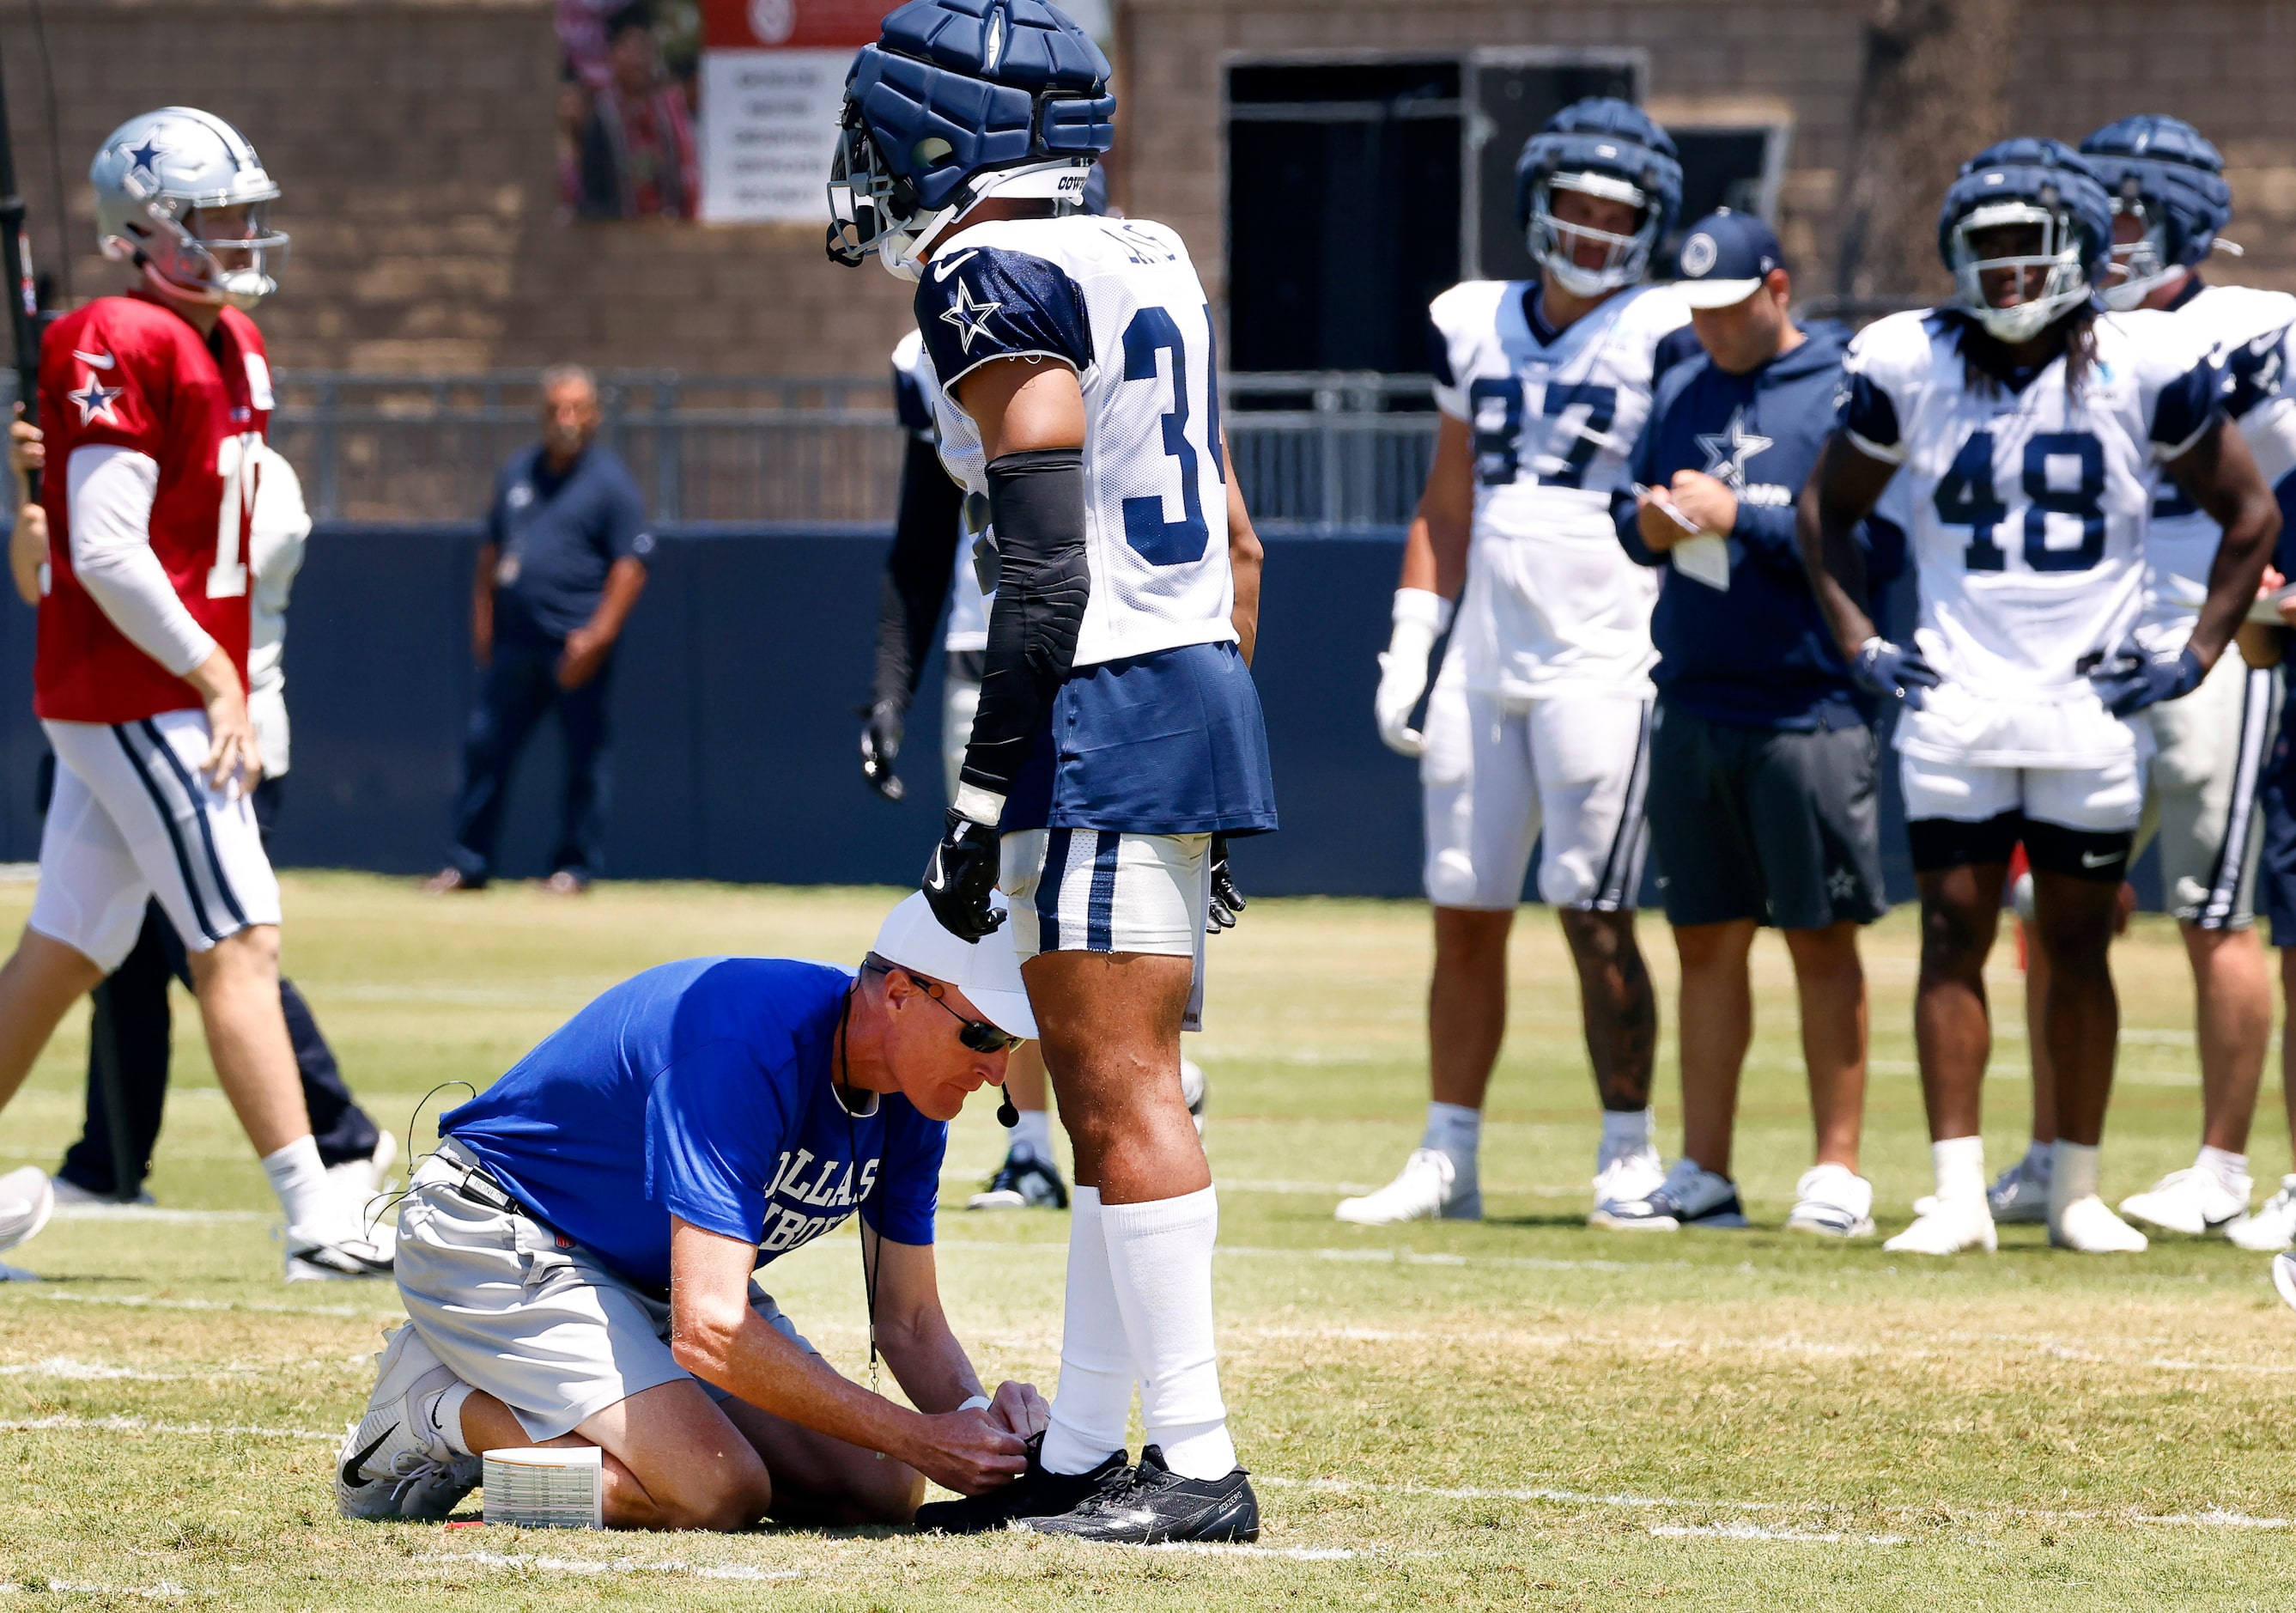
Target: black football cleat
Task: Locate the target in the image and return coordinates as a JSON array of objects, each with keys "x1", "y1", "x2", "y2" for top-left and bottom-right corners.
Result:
[
  {"x1": 913, "y1": 1435, "x2": 1129, "y2": 1535},
  {"x1": 968, "y1": 1152, "x2": 1070, "y2": 1211},
  {"x1": 1025, "y1": 1444, "x2": 1260, "y2": 1544}
]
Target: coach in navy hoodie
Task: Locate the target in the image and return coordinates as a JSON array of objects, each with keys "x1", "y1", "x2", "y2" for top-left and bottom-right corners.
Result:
[{"x1": 1601, "y1": 210, "x2": 1898, "y2": 1239}]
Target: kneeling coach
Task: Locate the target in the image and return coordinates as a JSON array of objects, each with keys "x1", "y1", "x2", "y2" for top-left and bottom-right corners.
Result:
[{"x1": 336, "y1": 892, "x2": 1046, "y2": 1528}]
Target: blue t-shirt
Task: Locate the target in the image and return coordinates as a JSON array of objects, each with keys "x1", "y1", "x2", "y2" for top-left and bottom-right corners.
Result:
[
  {"x1": 486, "y1": 442, "x2": 654, "y2": 645},
  {"x1": 440, "y1": 958, "x2": 948, "y2": 1293}
]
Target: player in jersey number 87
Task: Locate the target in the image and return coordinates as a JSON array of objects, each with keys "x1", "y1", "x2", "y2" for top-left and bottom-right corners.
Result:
[
  {"x1": 1800, "y1": 137, "x2": 2282, "y2": 1256},
  {"x1": 0, "y1": 108, "x2": 389, "y2": 1281},
  {"x1": 828, "y1": 0, "x2": 1277, "y2": 1546},
  {"x1": 1346, "y1": 99, "x2": 1692, "y2": 1231}
]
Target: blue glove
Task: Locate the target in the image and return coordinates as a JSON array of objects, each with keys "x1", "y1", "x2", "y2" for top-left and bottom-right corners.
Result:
[
  {"x1": 2088, "y1": 638, "x2": 2204, "y2": 715},
  {"x1": 1851, "y1": 637, "x2": 1941, "y2": 710}
]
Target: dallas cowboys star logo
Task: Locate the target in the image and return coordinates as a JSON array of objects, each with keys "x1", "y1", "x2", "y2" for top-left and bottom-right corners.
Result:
[
  {"x1": 1695, "y1": 406, "x2": 1773, "y2": 491},
  {"x1": 938, "y1": 278, "x2": 1002, "y2": 356},
  {"x1": 67, "y1": 371, "x2": 122, "y2": 426},
  {"x1": 1826, "y1": 867, "x2": 1859, "y2": 900},
  {"x1": 123, "y1": 136, "x2": 165, "y2": 182}
]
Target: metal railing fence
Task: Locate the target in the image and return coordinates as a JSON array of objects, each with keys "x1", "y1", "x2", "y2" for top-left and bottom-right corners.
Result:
[{"x1": 229, "y1": 369, "x2": 1437, "y2": 534}]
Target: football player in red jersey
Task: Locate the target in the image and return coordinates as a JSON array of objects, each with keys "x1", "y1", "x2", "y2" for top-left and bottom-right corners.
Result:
[{"x1": 0, "y1": 108, "x2": 389, "y2": 1280}]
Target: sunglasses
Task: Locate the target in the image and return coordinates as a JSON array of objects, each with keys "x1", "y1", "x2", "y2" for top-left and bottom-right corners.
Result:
[{"x1": 888, "y1": 966, "x2": 1023, "y2": 1054}]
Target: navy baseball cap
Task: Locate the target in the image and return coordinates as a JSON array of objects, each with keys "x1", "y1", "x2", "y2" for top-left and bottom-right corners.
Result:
[{"x1": 1673, "y1": 209, "x2": 1786, "y2": 307}]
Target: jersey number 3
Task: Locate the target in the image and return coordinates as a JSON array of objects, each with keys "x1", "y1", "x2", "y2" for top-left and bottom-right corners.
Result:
[
  {"x1": 1121, "y1": 305, "x2": 1225, "y2": 566},
  {"x1": 1932, "y1": 427, "x2": 2105, "y2": 574}
]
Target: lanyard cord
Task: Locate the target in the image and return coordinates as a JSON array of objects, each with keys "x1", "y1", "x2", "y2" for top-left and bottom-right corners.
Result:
[{"x1": 835, "y1": 983, "x2": 885, "y2": 1403}]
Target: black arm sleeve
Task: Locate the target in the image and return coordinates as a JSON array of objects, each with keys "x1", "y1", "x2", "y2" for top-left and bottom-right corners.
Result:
[
  {"x1": 869, "y1": 434, "x2": 968, "y2": 709},
  {"x1": 957, "y1": 447, "x2": 1090, "y2": 805}
]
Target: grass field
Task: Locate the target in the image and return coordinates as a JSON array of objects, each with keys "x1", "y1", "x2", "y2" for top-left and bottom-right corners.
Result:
[{"x1": 3, "y1": 873, "x2": 2295, "y2": 1610}]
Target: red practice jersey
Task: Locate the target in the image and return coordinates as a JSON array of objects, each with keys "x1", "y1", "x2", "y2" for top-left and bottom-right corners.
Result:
[{"x1": 33, "y1": 292, "x2": 272, "y2": 723}]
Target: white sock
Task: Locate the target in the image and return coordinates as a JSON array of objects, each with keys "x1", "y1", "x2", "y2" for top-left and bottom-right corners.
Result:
[
  {"x1": 1931, "y1": 1136, "x2": 1987, "y2": 1204},
  {"x1": 261, "y1": 1135, "x2": 338, "y2": 1235},
  {"x1": 1419, "y1": 1102, "x2": 1481, "y2": 1183},
  {"x1": 1040, "y1": 1187, "x2": 1135, "y2": 1476},
  {"x1": 2052, "y1": 1140, "x2": 2102, "y2": 1207},
  {"x1": 1009, "y1": 1109, "x2": 1055, "y2": 1166},
  {"x1": 422, "y1": 1382, "x2": 475, "y2": 1458},
  {"x1": 2022, "y1": 1139, "x2": 2055, "y2": 1180},
  {"x1": 1601, "y1": 1107, "x2": 1656, "y2": 1161},
  {"x1": 1102, "y1": 1186, "x2": 1234, "y2": 1482},
  {"x1": 2196, "y1": 1144, "x2": 2250, "y2": 1187}
]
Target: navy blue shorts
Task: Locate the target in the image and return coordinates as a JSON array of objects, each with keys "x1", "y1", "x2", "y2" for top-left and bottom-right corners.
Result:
[
  {"x1": 2257, "y1": 698, "x2": 2296, "y2": 946},
  {"x1": 1004, "y1": 641, "x2": 1279, "y2": 837}
]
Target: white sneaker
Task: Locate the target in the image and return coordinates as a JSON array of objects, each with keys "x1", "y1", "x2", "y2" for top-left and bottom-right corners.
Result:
[
  {"x1": 1181, "y1": 1059, "x2": 1208, "y2": 1140},
  {"x1": 1917, "y1": 1153, "x2": 2053, "y2": 1222},
  {"x1": 1588, "y1": 1145, "x2": 1666, "y2": 1226},
  {"x1": 0, "y1": 1167, "x2": 55, "y2": 1255},
  {"x1": 1884, "y1": 1195, "x2": 1996, "y2": 1255},
  {"x1": 2050, "y1": 1194, "x2": 2148, "y2": 1253},
  {"x1": 335, "y1": 1324, "x2": 481, "y2": 1521},
  {"x1": 1335, "y1": 1147, "x2": 1479, "y2": 1224},
  {"x1": 1592, "y1": 1158, "x2": 1748, "y2": 1232},
  {"x1": 2119, "y1": 1165, "x2": 2250, "y2": 1238},
  {"x1": 1785, "y1": 1164, "x2": 1875, "y2": 1238},
  {"x1": 286, "y1": 1224, "x2": 395, "y2": 1282},
  {"x1": 2229, "y1": 1176, "x2": 2296, "y2": 1252},
  {"x1": 50, "y1": 1177, "x2": 156, "y2": 1208},
  {"x1": 2272, "y1": 1251, "x2": 2296, "y2": 1311}
]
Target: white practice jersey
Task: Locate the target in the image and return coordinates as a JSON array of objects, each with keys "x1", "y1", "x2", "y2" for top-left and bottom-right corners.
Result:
[
  {"x1": 1841, "y1": 307, "x2": 2220, "y2": 766},
  {"x1": 914, "y1": 215, "x2": 1236, "y2": 671},
  {"x1": 890, "y1": 329, "x2": 991, "y2": 654},
  {"x1": 2139, "y1": 282, "x2": 2296, "y2": 643},
  {"x1": 1429, "y1": 279, "x2": 1691, "y2": 698},
  {"x1": 246, "y1": 442, "x2": 310, "y2": 778}
]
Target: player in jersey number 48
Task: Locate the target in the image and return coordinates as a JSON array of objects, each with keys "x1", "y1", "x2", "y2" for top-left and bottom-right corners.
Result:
[
  {"x1": 829, "y1": 0, "x2": 1275, "y2": 1546},
  {"x1": 1345, "y1": 99, "x2": 1694, "y2": 1230},
  {"x1": 1801, "y1": 138, "x2": 2281, "y2": 1256},
  {"x1": 0, "y1": 109, "x2": 388, "y2": 1281}
]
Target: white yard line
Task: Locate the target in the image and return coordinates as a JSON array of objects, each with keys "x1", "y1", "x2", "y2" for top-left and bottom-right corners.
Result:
[
  {"x1": 0, "y1": 1412, "x2": 336, "y2": 1442},
  {"x1": 51, "y1": 1206, "x2": 269, "y2": 1224},
  {"x1": 0, "y1": 1357, "x2": 256, "y2": 1382},
  {"x1": 0, "y1": 1578, "x2": 195, "y2": 1599},
  {"x1": 1649, "y1": 1522, "x2": 1908, "y2": 1544},
  {"x1": 422, "y1": 1549, "x2": 802, "y2": 1583},
  {"x1": 12, "y1": 1290, "x2": 398, "y2": 1320}
]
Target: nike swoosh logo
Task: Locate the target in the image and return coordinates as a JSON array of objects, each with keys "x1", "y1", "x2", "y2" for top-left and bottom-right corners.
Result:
[
  {"x1": 925, "y1": 848, "x2": 948, "y2": 893},
  {"x1": 70, "y1": 350, "x2": 115, "y2": 369},
  {"x1": 2080, "y1": 851, "x2": 2122, "y2": 869},
  {"x1": 340, "y1": 1421, "x2": 398, "y2": 1488},
  {"x1": 933, "y1": 250, "x2": 980, "y2": 283}
]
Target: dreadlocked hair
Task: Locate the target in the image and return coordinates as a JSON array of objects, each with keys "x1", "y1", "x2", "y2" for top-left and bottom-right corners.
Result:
[{"x1": 1938, "y1": 301, "x2": 2101, "y2": 403}]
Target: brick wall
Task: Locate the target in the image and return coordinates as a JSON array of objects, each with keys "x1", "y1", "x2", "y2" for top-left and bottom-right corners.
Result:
[
  {"x1": 6, "y1": 0, "x2": 2288, "y2": 380},
  {"x1": 0, "y1": 0, "x2": 915, "y2": 375}
]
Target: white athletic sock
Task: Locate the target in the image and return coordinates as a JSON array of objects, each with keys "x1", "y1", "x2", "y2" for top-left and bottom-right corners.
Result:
[
  {"x1": 422, "y1": 1382, "x2": 475, "y2": 1458},
  {"x1": 1040, "y1": 1187, "x2": 1136, "y2": 1476},
  {"x1": 1009, "y1": 1109, "x2": 1055, "y2": 1167},
  {"x1": 1931, "y1": 1136, "x2": 1987, "y2": 1203},
  {"x1": 1419, "y1": 1102, "x2": 1481, "y2": 1184},
  {"x1": 2022, "y1": 1138, "x2": 2055, "y2": 1180},
  {"x1": 1600, "y1": 1107, "x2": 1656, "y2": 1161},
  {"x1": 262, "y1": 1135, "x2": 338, "y2": 1236},
  {"x1": 1102, "y1": 1185, "x2": 1234, "y2": 1482},
  {"x1": 2051, "y1": 1140, "x2": 2102, "y2": 1208},
  {"x1": 2196, "y1": 1144, "x2": 2250, "y2": 1187}
]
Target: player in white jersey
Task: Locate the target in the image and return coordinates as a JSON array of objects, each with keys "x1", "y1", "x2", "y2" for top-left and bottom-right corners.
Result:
[
  {"x1": 829, "y1": 0, "x2": 1273, "y2": 1545},
  {"x1": 1801, "y1": 137, "x2": 2281, "y2": 1256},
  {"x1": 1343, "y1": 99, "x2": 1696, "y2": 1229},
  {"x1": 1972, "y1": 119, "x2": 2296, "y2": 1240}
]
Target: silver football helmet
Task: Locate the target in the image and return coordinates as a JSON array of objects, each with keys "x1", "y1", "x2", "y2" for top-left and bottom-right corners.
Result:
[{"x1": 92, "y1": 107, "x2": 287, "y2": 309}]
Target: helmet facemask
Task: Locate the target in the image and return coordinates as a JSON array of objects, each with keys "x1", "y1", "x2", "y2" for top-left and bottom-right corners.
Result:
[
  {"x1": 1948, "y1": 199, "x2": 2093, "y2": 343},
  {"x1": 103, "y1": 188, "x2": 287, "y2": 311},
  {"x1": 1527, "y1": 170, "x2": 1658, "y2": 298},
  {"x1": 828, "y1": 104, "x2": 1091, "y2": 283},
  {"x1": 2100, "y1": 194, "x2": 2177, "y2": 312}
]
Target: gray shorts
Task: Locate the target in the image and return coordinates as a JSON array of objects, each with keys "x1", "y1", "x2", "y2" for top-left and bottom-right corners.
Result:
[
  {"x1": 393, "y1": 1140, "x2": 813, "y2": 1443},
  {"x1": 1645, "y1": 704, "x2": 1887, "y2": 930},
  {"x1": 2135, "y1": 643, "x2": 2280, "y2": 929}
]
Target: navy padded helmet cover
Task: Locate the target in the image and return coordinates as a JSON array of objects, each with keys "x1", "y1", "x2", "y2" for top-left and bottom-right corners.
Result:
[
  {"x1": 1514, "y1": 96, "x2": 1683, "y2": 233},
  {"x1": 2079, "y1": 114, "x2": 2232, "y2": 266},
  {"x1": 1935, "y1": 137, "x2": 2113, "y2": 280}
]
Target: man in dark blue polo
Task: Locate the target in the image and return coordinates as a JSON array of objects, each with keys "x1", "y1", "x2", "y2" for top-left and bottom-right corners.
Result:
[
  {"x1": 425, "y1": 365, "x2": 653, "y2": 893},
  {"x1": 1603, "y1": 211, "x2": 1899, "y2": 1237}
]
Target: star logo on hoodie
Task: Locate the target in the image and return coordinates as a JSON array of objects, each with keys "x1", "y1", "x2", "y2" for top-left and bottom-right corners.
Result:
[{"x1": 1695, "y1": 406, "x2": 1773, "y2": 491}]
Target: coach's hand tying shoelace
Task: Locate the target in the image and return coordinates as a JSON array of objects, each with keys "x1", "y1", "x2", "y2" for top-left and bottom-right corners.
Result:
[
  {"x1": 1207, "y1": 835, "x2": 1247, "y2": 934},
  {"x1": 2087, "y1": 636, "x2": 2204, "y2": 716},
  {"x1": 1850, "y1": 636, "x2": 1941, "y2": 710},
  {"x1": 923, "y1": 809, "x2": 1005, "y2": 941}
]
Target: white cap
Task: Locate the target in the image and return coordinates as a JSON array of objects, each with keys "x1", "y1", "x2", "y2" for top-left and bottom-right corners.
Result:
[{"x1": 870, "y1": 892, "x2": 1038, "y2": 1041}]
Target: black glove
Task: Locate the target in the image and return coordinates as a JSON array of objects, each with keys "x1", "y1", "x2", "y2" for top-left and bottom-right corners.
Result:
[
  {"x1": 923, "y1": 809, "x2": 1005, "y2": 942},
  {"x1": 1207, "y1": 834, "x2": 1246, "y2": 934},
  {"x1": 860, "y1": 698, "x2": 905, "y2": 801}
]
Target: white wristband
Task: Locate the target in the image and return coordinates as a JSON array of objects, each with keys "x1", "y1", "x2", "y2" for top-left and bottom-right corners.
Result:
[
  {"x1": 957, "y1": 1394, "x2": 992, "y2": 1413},
  {"x1": 951, "y1": 782, "x2": 1005, "y2": 826},
  {"x1": 1391, "y1": 587, "x2": 1454, "y2": 636}
]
